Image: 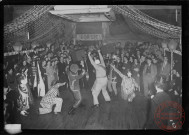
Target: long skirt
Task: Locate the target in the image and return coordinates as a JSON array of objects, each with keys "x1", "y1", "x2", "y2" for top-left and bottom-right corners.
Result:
[{"x1": 47, "y1": 75, "x2": 54, "y2": 91}]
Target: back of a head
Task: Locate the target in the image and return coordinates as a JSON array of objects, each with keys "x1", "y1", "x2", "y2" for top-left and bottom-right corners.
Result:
[{"x1": 154, "y1": 75, "x2": 166, "y2": 90}]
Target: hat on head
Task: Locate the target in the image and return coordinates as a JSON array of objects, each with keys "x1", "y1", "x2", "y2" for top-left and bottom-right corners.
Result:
[{"x1": 70, "y1": 64, "x2": 79, "y2": 73}]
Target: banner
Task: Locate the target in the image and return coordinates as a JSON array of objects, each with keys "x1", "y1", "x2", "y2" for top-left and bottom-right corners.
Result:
[{"x1": 76, "y1": 34, "x2": 102, "y2": 41}]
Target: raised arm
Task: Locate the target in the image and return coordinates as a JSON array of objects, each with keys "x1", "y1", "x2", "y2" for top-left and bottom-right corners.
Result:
[
  {"x1": 98, "y1": 50, "x2": 105, "y2": 67},
  {"x1": 88, "y1": 52, "x2": 97, "y2": 68},
  {"x1": 111, "y1": 65, "x2": 124, "y2": 78}
]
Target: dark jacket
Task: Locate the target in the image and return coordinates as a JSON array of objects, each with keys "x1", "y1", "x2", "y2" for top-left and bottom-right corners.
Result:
[{"x1": 146, "y1": 91, "x2": 171, "y2": 129}]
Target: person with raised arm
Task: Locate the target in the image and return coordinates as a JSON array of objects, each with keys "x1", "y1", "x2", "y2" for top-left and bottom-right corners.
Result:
[
  {"x1": 16, "y1": 69, "x2": 34, "y2": 116},
  {"x1": 111, "y1": 64, "x2": 139, "y2": 102},
  {"x1": 88, "y1": 50, "x2": 111, "y2": 108},
  {"x1": 39, "y1": 82, "x2": 66, "y2": 115}
]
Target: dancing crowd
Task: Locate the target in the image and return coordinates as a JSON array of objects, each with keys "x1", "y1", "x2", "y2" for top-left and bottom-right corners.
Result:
[{"x1": 4, "y1": 41, "x2": 182, "y2": 129}]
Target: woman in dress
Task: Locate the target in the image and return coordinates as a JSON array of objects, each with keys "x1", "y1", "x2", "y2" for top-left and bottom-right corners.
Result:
[
  {"x1": 111, "y1": 65, "x2": 139, "y2": 102},
  {"x1": 16, "y1": 69, "x2": 34, "y2": 116},
  {"x1": 53, "y1": 59, "x2": 59, "y2": 85},
  {"x1": 41, "y1": 60, "x2": 48, "y2": 94},
  {"x1": 46, "y1": 61, "x2": 55, "y2": 91}
]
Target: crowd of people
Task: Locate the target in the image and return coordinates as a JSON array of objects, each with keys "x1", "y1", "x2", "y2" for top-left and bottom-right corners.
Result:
[{"x1": 4, "y1": 40, "x2": 182, "y2": 129}]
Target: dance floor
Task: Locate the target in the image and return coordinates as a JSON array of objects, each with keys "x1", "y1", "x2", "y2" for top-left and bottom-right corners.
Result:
[{"x1": 14, "y1": 86, "x2": 149, "y2": 130}]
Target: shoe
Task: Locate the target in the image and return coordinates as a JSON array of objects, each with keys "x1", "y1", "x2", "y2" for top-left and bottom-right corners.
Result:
[
  {"x1": 68, "y1": 107, "x2": 76, "y2": 115},
  {"x1": 91, "y1": 104, "x2": 99, "y2": 108},
  {"x1": 106, "y1": 100, "x2": 111, "y2": 103},
  {"x1": 54, "y1": 112, "x2": 58, "y2": 114}
]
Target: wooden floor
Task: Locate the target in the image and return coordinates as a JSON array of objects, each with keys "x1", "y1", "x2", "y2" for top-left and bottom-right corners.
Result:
[{"x1": 15, "y1": 86, "x2": 149, "y2": 130}]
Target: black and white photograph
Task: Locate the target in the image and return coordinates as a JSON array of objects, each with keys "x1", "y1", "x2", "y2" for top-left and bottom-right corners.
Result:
[{"x1": 3, "y1": 5, "x2": 183, "y2": 132}]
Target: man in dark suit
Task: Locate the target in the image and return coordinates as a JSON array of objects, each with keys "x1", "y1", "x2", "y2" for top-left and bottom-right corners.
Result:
[
  {"x1": 144, "y1": 76, "x2": 172, "y2": 129},
  {"x1": 143, "y1": 56, "x2": 157, "y2": 97},
  {"x1": 57, "y1": 57, "x2": 67, "y2": 90}
]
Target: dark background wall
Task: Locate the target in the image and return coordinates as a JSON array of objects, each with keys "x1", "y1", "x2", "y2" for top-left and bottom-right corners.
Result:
[
  {"x1": 4, "y1": 6, "x2": 14, "y2": 24},
  {"x1": 142, "y1": 9, "x2": 181, "y2": 27},
  {"x1": 4, "y1": 5, "x2": 33, "y2": 24}
]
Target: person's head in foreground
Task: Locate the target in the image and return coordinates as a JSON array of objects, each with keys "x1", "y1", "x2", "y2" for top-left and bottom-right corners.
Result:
[{"x1": 154, "y1": 76, "x2": 166, "y2": 93}]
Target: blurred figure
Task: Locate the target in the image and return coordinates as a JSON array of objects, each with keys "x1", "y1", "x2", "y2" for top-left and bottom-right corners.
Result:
[
  {"x1": 143, "y1": 57, "x2": 157, "y2": 97},
  {"x1": 46, "y1": 61, "x2": 55, "y2": 91},
  {"x1": 145, "y1": 76, "x2": 172, "y2": 129},
  {"x1": 6, "y1": 66, "x2": 17, "y2": 91},
  {"x1": 57, "y1": 57, "x2": 67, "y2": 89},
  {"x1": 31, "y1": 61, "x2": 38, "y2": 98},
  {"x1": 159, "y1": 56, "x2": 171, "y2": 82},
  {"x1": 41, "y1": 60, "x2": 48, "y2": 94},
  {"x1": 108, "y1": 60, "x2": 118, "y2": 97},
  {"x1": 139, "y1": 55, "x2": 146, "y2": 94},
  {"x1": 66, "y1": 64, "x2": 86, "y2": 115},
  {"x1": 111, "y1": 65, "x2": 139, "y2": 102},
  {"x1": 122, "y1": 56, "x2": 131, "y2": 74},
  {"x1": 132, "y1": 58, "x2": 140, "y2": 91},
  {"x1": 16, "y1": 70, "x2": 34, "y2": 116}
]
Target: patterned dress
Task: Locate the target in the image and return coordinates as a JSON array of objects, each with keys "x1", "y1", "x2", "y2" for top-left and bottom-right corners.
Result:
[
  {"x1": 121, "y1": 76, "x2": 138, "y2": 101},
  {"x1": 40, "y1": 86, "x2": 59, "y2": 109},
  {"x1": 132, "y1": 63, "x2": 140, "y2": 86},
  {"x1": 17, "y1": 84, "x2": 33, "y2": 112},
  {"x1": 46, "y1": 66, "x2": 55, "y2": 90},
  {"x1": 53, "y1": 65, "x2": 59, "y2": 85}
]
